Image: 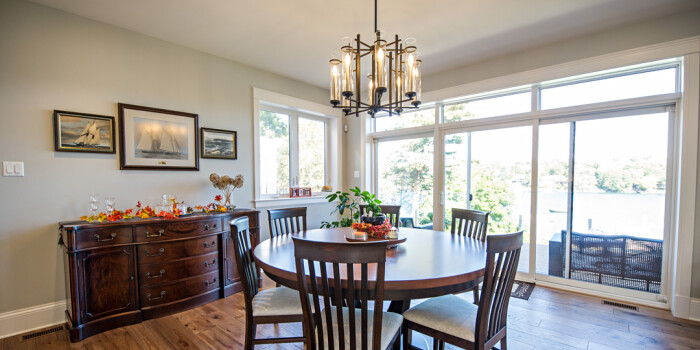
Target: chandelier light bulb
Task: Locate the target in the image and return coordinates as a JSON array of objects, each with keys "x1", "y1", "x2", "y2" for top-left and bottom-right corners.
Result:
[{"x1": 329, "y1": 59, "x2": 341, "y2": 106}]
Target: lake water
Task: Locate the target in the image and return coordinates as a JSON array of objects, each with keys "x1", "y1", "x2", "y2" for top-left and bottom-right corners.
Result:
[{"x1": 510, "y1": 190, "x2": 665, "y2": 243}]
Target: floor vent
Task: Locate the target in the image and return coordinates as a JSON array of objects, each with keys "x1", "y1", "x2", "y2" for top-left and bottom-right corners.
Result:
[
  {"x1": 602, "y1": 300, "x2": 638, "y2": 311},
  {"x1": 21, "y1": 325, "x2": 65, "y2": 341}
]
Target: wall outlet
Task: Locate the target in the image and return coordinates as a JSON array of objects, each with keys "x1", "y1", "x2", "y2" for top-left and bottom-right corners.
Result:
[
  {"x1": 353, "y1": 170, "x2": 360, "y2": 179},
  {"x1": 3, "y1": 161, "x2": 24, "y2": 177}
]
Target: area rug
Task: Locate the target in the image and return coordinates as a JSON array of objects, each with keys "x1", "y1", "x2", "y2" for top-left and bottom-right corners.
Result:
[{"x1": 511, "y1": 280, "x2": 535, "y2": 300}]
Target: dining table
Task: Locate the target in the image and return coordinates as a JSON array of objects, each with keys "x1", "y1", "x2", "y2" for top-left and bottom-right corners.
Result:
[{"x1": 253, "y1": 226, "x2": 488, "y2": 315}]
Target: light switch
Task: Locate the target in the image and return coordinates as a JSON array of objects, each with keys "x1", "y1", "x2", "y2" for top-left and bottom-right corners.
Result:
[
  {"x1": 3, "y1": 161, "x2": 24, "y2": 177},
  {"x1": 353, "y1": 170, "x2": 360, "y2": 178}
]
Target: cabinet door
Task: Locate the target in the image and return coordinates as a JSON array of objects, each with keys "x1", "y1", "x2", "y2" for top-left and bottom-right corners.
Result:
[{"x1": 80, "y1": 246, "x2": 137, "y2": 322}]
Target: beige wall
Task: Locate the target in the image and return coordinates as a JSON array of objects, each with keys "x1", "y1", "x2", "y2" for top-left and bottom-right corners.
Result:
[
  {"x1": 0, "y1": 0, "x2": 337, "y2": 313},
  {"x1": 345, "y1": 9, "x2": 700, "y2": 297}
]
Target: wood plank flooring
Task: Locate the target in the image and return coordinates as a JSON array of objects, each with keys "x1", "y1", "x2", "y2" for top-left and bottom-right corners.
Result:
[{"x1": 3, "y1": 277, "x2": 699, "y2": 350}]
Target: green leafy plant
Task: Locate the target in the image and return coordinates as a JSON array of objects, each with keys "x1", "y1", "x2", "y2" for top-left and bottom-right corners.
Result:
[
  {"x1": 320, "y1": 187, "x2": 382, "y2": 228},
  {"x1": 349, "y1": 186, "x2": 382, "y2": 215},
  {"x1": 320, "y1": 190, "x2": 360, "y2": 228}
]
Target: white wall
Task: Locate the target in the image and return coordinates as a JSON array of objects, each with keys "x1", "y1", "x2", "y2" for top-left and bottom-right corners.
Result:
[{"x1": 0, "y1": 0, "x2": 337, "y2": 315}]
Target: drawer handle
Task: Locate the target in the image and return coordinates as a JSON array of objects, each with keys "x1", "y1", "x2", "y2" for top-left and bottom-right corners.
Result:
[
  {"x1": 146, "y1": 269, "x2": 165, "y2": 279},
  {"x1": 145, "y1": 248, "x2": 165, "y2": 257},
  {"x1": 145, "y1": 229, "x2": 165, "y2": 238},
  {"x1": 204, "y1": 259, "x2": 217, "y2": 268},
  {"x1": 93, "y1": 232, "x2": 117, "y2": 242},
  {"x1": 203, "y1": 240, "x2": 216, "y2": 248},
  {"x1": 204, "y1": 223, "x2": 218, "y2": 231},
  {"x1": 147, "y1": 291, "x2": 166, "y2": 301},
  {"x1": 205, "y1": 278, "x2": 217, "y2": 287}
]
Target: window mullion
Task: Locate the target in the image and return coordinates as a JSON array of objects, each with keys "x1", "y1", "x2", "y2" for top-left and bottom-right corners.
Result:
[{"x1": 290, "y1": 114, "x2": 300, "y2": 188}]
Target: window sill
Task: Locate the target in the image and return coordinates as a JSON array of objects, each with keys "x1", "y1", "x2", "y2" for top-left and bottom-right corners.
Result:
[{"x1": 254, "y1": 195, "x2": 331, "y2": 208}]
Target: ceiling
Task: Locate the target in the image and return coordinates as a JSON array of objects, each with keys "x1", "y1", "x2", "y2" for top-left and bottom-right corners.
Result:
[{"x1": 28, "y1": 0, "x2": 700, "y2": 89}]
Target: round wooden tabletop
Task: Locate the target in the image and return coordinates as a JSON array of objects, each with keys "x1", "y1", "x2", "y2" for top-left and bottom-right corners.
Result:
[{"x1": 253, "y1": 227, "x2": 487, "y2": 301}]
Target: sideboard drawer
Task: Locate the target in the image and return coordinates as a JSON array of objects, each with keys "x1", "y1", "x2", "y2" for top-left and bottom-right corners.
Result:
[
  {"x1": 75, "y1": 226, "x2": 133, "y2": 250},
  {"x1": 139, "y1": 270, "x2": 220, "y2": 308},
  {"x1": 134, "y1": 218, "x2": 222, "y2": 242},
  {"x1": 138, "y1": 252, "x2": 219, "y2": 287},
  {"x1": 137, "y1": 235, "x2": 219, "y2": 264}
]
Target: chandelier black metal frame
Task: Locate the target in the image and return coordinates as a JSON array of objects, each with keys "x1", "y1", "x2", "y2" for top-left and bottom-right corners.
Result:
[{"x1": 329, "y1": 0, "x2": 422, "y2": 118}]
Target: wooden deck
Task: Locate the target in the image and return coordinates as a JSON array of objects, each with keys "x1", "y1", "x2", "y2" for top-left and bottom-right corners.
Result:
[{"x1": 2, "y1": 276, "x2": 699, "y2": 350}]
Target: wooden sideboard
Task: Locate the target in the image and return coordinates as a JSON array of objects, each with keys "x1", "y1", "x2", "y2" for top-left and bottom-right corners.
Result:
[{"x1": 58, "y1": 209, "x2": 260, "y2": 342}]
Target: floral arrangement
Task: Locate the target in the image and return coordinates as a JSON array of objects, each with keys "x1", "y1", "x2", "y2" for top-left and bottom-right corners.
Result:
[
  {"x1": 351, "y1": 219, "x2": 392, "y2": 238},
  {"x1": 81, "y1": 196, "x2": 228, "y2": 223},
  {"x1": 209, "y1": 173, "x2": 244, "y2": 208}
]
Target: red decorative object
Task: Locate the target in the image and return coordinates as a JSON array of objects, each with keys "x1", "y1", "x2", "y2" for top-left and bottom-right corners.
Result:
[
  {"x1": 352, "y1": 219, "x2": 392, "y2": 238},
  {"x1": 290, "y1": 187, "x2": 312, "y2": 198}
]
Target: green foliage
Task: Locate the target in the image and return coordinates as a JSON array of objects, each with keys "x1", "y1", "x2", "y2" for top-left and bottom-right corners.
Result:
[
  {"x1": 320, "y1": 187, "x2": 383, "y2": 228},
  {"x1": 471, "y1": 169, "x2": 519, "y2": 234},
  {"x1": 349, "y1": 186, "x2": 382, "y2": 215}
]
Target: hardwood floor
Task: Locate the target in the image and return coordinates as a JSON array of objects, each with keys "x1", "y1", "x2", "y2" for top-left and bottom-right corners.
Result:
[{"x1": 3, "y1": 277, "x2": 700, "y2": 350}]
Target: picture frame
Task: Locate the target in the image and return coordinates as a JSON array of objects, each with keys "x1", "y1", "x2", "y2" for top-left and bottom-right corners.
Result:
[
  {"x1": 200, "y1": 127, "x2": 237, "y2": 159},
  {"x1": 53, "y1": 110, "x2": 116, "y2": 153},
  {"x1": 118, "y1": 103, "x2": 199, "y2": 171}
]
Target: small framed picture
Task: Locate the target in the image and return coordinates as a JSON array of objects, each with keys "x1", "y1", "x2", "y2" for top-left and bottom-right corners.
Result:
[
  {"x1": 53, "y1": 110, "x2": 115, "y2": 153},
  {"x1": 118, "y1": 103, "x2": 199, "y2": 171},
  {"x1": 200, "y1": 127, "x2": 237, "y2": 159}
]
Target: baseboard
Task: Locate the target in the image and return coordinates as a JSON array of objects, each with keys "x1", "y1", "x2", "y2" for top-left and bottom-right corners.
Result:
[
  {"x1": 0, "y1": 300, "x2": 66, "y2": 340},
  {"x1": 690, "y1": 298, "x2": 700, "y2": 322}
]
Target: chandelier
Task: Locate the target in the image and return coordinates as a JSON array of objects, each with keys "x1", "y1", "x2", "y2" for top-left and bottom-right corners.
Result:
[{"x1": 329, "y1": 0, "x2": 422, "y2": 117}]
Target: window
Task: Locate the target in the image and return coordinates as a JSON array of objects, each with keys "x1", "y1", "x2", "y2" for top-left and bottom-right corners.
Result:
[
  {"x1": 254, "y1": 88, "x2": 340, "y2": 204},
  {"x1": 259, "y1": 106, "x2": 328, "y2": 196},
  {"x1": 375, "y1": 106, "x2": 435, "y2": 132},
  {"x1": 541, "y1": 67, "x2": 677, "y2": 109},
  {"x1": 443, "y1": 92, "x2": 531, "y2": 122},
  {"x1": 368, "y1": 56, "x2": 686, "y2": 301}
]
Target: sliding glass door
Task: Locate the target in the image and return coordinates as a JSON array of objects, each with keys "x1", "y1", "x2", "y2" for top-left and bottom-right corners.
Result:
[
  {"x1": 536, "y1": 111, "x2": 670, "y2": 294},
  {"x1": 444, "y1": 126, "x2": 532, "y2": 272}
]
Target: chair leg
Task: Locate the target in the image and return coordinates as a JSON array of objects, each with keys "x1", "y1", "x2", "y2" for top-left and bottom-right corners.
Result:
[
  {"x1": 245, "y1": 321, "x2": 255, "y2": 350},
  {"x1": 473, "y1": 285, "x2": 480, "y2": 304},
  {"x1": 402, "y1": 327, "x2": 410, "y2": 350},
  {"x1": 499, "y1": 335, "x2": 507, "y2": 350},
  {"x1": 433, "y1": 339, "x2": 440, "y2": 350},
  {"x1": 439, "y1": 340, "x2": 445, "y2": 350}
]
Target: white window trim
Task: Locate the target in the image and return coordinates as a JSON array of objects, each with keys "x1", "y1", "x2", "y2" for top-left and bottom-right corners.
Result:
[
  {"x1": 365, "y1": 36, "x2": 700, "y2": 318},
  {"x1": 253, "y1": 88, "x2": 342, "y2": 208}
]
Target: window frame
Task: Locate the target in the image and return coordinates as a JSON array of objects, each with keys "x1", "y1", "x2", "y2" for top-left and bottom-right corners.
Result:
[
  {"x1": 365, "y1": 40, "x2": 699, "y2": 314},
  {"x1": 253, "y1": 88, "x2": 341, "y2": 208}
]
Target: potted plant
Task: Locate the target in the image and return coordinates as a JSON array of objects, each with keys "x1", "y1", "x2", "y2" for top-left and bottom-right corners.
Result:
[
  {"x1": 349, "y1": 187, "x2": 385, "y2": 225},
  {"x1": 320, "y1": 187, "x2": 385, "y2": 228}
]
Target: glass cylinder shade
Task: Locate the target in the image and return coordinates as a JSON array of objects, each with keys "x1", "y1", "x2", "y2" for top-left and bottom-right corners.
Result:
[
  {"x1": 367, "y1": 74, "x2": 375, "y2": 105},
  {"x1": 412, "y1": 60, "x2": 422, "y2": 106},
  {"x1": 373, "y1": 40, "x2": 388, "y2": 93},
  {"x1": 404, "y1": 46, "x2": 417, "y2": 98},
  {"x1": 395, "y1": 69, "x2": 404, "y2": 112},
  {"x1": 329, "y1": 59, "x2": 341, "y2": 105},
  {"x1": 341, "y1": 46, "x2": 354, "y2": 97}
]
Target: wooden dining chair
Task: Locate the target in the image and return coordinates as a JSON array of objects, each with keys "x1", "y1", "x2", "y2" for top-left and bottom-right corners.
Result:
[
  {"x1": 359, "y1": 204, "x2": 401, "y2": 227},
  {"x1": 451, "y1": 208, "x2": 489, "y2": 241},
  {"x1": 402, "y1": 231, "x2": 523, "y2": 350},
  {"x1": 268, "y1": 207, "x2": 307, "y2": 238},
  {"x1": 292, "y1": 237, "x2": 403, "y2": 350},
  {"x1": 451, "y1": 208, "x2": 490, "y2": 303},
  {"x1": 230, "y1": 217, "x2": 305, "y2": 350}
]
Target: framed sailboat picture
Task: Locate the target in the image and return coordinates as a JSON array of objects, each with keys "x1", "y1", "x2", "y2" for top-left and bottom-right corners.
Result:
[
  {"x1": 53, "y1": 110, "x2": 116, "y2": 153},
  {"x1": 200, "y1": 128, "x2": 237, "y2": 159},
  {"x1": 118, "y1": 103, "x2": 199, "y2": 171}
]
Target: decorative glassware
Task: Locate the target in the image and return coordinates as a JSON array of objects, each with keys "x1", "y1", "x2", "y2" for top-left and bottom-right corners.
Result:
[
  {"x1": 105, "y1": 197, "x2": 115, "y2": 214},
  {"x1": 89, "y1": 193, "x2": 99, "y2": 217}
]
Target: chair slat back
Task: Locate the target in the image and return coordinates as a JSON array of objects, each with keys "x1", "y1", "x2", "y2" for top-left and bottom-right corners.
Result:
[
  {"x1": 451, "y1": 208, "x2": 489, "y2": 241},
  {"x1": 293, "y1": 238, "x2": 388, "y2": 350},
  {"x1": 230, "y1": 217, "x2": 259, "y2": 307},
  {"x1": 268, "y1": 207, "x2": 307, "y2": 237},
  {"x1": 359, "y1": 205, "x2": 401, "y2": 227},
  {"x1": 476, "y1": 231, "x2": 523, "y2": 346}
]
